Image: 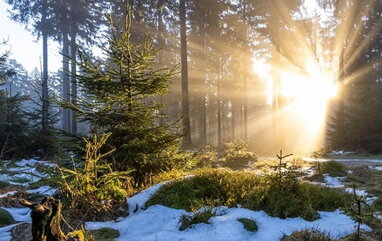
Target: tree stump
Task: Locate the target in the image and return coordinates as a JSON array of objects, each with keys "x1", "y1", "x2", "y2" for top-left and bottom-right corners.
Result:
[{"x1": 19, "y1": 197, "x2": 66, "y2": 241}]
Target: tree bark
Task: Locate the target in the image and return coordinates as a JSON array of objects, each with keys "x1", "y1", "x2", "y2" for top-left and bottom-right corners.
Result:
[
  {"x1": 41, "y1": 0, "x2": 49, "y2": 141},
  {"x1": 62, "y1": 33, "x2": 71, "y2": 133},
  {"x1": 70, "y1": 20, "x2": 77, "y2": 135},
  {"x1": 19, "y1": 197, "x2": 66, "y2": 241},
  {"x1": 179, "y1": 0, "x2": 192, "y2": 147}
]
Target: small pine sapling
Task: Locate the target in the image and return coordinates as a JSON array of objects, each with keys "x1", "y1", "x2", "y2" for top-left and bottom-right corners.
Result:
[{"x1": 58, "y1": 133, "x2": 132, "y2": 219}]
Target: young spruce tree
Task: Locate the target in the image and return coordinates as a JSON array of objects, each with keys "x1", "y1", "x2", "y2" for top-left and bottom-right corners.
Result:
[{"x1": 63, "y1": 6, "x2": 180, "y2": 181}]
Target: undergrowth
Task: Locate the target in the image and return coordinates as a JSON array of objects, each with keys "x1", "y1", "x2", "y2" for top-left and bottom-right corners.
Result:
[
  {"x1": 146, "y1": 168, "x2": 352, "y2": 220},
  {"x1": 282, "y1": 229, "x2": 334, "y2": 241},
  {"x1": 179, "y1": 208, "x2": 215, "y2": 231},
  {"x1": 58, "y1": 133, "x2": 132, "y2": 221}
]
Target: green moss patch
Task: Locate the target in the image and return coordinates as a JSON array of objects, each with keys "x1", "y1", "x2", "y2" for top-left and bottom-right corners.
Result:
[
  {"x1": 90, "y1": 228, "x2": 120, "y2": 241},
  {"x1": 147, "y1": 169, "x2": 351, "y2": 221},
  {"x1": 0, "y1": 208, "x2": 15, "y2": 227},
  {"x1": 237, "y1": 218, "x2": 258, "y2": 232},
  {"x1": 179, "y1": 209, "x2": 215, "y2": 231}
]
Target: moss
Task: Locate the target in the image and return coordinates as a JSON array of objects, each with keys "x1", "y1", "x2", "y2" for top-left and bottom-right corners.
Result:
[
  {"x1": 11, "y1": 177, "x2": 30, "y2": 184},
  {"x1": 237, "y1": 218, "x2": 258, "y2": 232},
  {"x1": 0, "y1": 208, "x2": 15, "y2": 227},
  {"x1": 0, "y1": 181, "x2": 11, "y2": 189},
  {"x1": 179, "y1": 209, "x2": 215, "y2": 231},
  {"x1": 90, "y1": 228, "x2": 120, "y2": 241},
  {"x1": 147, "y1": 169, "x2": 350, "y2": 221}
]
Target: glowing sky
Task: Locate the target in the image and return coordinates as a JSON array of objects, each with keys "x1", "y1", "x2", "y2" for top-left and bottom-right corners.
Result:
[{"x1": 0, "y1": 1, "x2": 61, "y2": 72}]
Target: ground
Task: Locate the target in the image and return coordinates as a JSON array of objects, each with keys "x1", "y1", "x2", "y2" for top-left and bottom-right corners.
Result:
[{"x1": 0, "y1": 155, "x2": 381, "y2": 241}]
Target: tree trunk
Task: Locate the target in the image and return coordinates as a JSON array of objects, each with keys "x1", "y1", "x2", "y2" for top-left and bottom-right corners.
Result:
[
  {"x1": 19, "y1": 197, "x2": 66, "y2": 241},
  {"x1": 70, "y1": 22, "x2": 77, "y2": 135},
  {"x1": 62, "y1": 33, "x2": 71, "y2": 132},
  {"x1": 217, "y1": 73, "x2": 222, "y2": 148},
  {"x1": 41, "y1": 0, "x2": 49, "y2": 141},
  {"x1": 179, "y1": 0, "x2": 192, "y2": 147}
]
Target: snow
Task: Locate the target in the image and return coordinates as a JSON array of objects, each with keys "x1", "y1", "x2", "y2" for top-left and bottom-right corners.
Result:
[
  {"x1": 86, "y1": 183, "x2": 369, "y2": 241},
  {"x1": 127, "y1": 183, "x2": 167, "y2": 215},
  {"x1": 369, "y1": 166, "x2": 382, "y2": 171},
  {"x1": 15, "y1": 159, "x2": 56, "y2": 168},
  {"x1": 0, "y1": 192, "x2": 17, "y2": 198},
  {"x1": 0, "y1": 225, "x2": 17, "y2": 241},
  {"x1": 322, "y1": 174, "x2": 345, "y2": 188},
  {"x1": 304, "y1": 158, "x2": 382, "y2": 163},
  {"x1": 27, "y1": 185, "x2": 57, "y2": 196},
  {"x1": 1, "y1": 207, "x2": 31, "y2": 223},
  {"x1": 345, "y1": 188, "x2": 368, "y2": 197},
  {"x1": 87, "y1": 205, "x2": 367, "y2": 241}
]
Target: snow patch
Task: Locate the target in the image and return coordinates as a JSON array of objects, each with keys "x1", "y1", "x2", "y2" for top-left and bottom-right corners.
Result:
[
  {"x1": 86, "y1": 206, "x2": 367, "y2": 241},
  {"x1": 369, "y1": 166, "x2": 382, "y2": 171},
  {"x1": 27, "y1": 185, "x2": 57, "y2": 196},
  {"x1": 87, "y1": 183, "x2": 370, "y2": 241},
  {"x1": 127, "y1": 182, "x2": 167, "y2": 215},
  {"x1": 1, "y1": 207, "x2": 31, "y2": 223}
]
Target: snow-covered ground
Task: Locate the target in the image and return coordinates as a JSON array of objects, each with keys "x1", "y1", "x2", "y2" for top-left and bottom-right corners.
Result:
[
  {"x1": 86, "y1": 182, "x2": 369, "y2": 241},
  {"x1": 0, "y1": 159, "x2": 57, "y2": 241},
  {"x1": 0, "y1": 158, "x2": 378, "y2": 241}
]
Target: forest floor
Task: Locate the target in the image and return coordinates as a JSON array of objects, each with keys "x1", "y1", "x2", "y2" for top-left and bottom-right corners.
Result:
[{"x1": 0, "y1": 157, "x2": 381, "y2": 241}]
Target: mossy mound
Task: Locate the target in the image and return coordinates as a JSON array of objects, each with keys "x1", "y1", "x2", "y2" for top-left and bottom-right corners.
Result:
[
  {"x1": 0, "y1": 208, "x2": 15, "y2": 227},
  {"x1": 147, "y1": 169, "x2": 351, "y2": 221},
  {"x1": 320, "y1": 161, "x2": 348, "y2": 177}
]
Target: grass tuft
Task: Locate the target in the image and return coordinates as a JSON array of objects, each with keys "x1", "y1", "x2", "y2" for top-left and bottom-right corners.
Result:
[
  {"x1": 282, "y1": 229, "x2": 334, "y2": 241},
  {"x1": 179, "y1": 208, "x2": 215, "y2": 231},
  {"x1": 90, "y1": 228, "x2": 120, "y2": 241},
  {"x1": 320, "y1": 161, "x2": 348, "y2": 177}
]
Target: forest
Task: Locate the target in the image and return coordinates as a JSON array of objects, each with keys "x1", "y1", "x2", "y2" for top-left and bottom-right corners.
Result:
[{"x1": 0, "y1": 0, "x2": 382, "y2": 241}]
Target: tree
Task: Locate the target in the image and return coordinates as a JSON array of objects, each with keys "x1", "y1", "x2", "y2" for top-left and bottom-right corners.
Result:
[
  {"x1": 180, "y1": 0, "x2": 192, "y2": 147},
  {"x1": 61, "y1": 5, "x2": 180, "y2": 181},
  {"x1": 6, "y1": 0, "x2": 55, "y2": 138}
]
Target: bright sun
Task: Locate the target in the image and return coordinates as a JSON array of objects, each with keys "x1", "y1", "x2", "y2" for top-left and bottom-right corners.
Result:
[{"x1": 280, "y1": 65, "x2": 338, "y2": 133}]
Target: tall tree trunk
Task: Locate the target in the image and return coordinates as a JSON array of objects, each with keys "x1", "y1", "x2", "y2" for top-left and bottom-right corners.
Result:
[
  {"x1": 180, "y1": 0, "x2": 192, "y2": 147},
  {"x1": 41, "y1": 0, "x2": 49, "y2": 137},
  {"x1": 217, "y1": 69, "x2": 222, "y2": 147},
  {"x1": 243, "y1": 78, "x2": 248, "y2": 140},
  {"x1": 70, "y1": 19, "x2": 77, "y2": 135},
  {"x1": 157, "y1": 0, "x2": 165, "y2": 127},
  {"x1": 62, "y1": 33, "x2": 71, "y2": 132},
  {"x1": 200, "y1": 94, "x2": 207, "y2": 145}
]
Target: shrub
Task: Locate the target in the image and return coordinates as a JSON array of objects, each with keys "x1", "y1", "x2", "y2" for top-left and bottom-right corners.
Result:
[
  {"x1": 58, "y1": 133, "x2": 131, "y2": 220},
  {"x1": 191, "y1": 146, "x2": 218, "y2": 168},
  {"x1": 282, "y1": 229, "x2": 334, "y2": 241},
  {"x1": 179, "y1": 208, "x2": 215, "y2": 231},
  {"x1": 237, "y1": 218, "x2": 258, "y2": 232},
  {"x1": 221, "y1": 140, "x2": 256, "y2": 169},
  {"x1": 320, "y1": 161, "x2": 347, "y2": 177}
]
